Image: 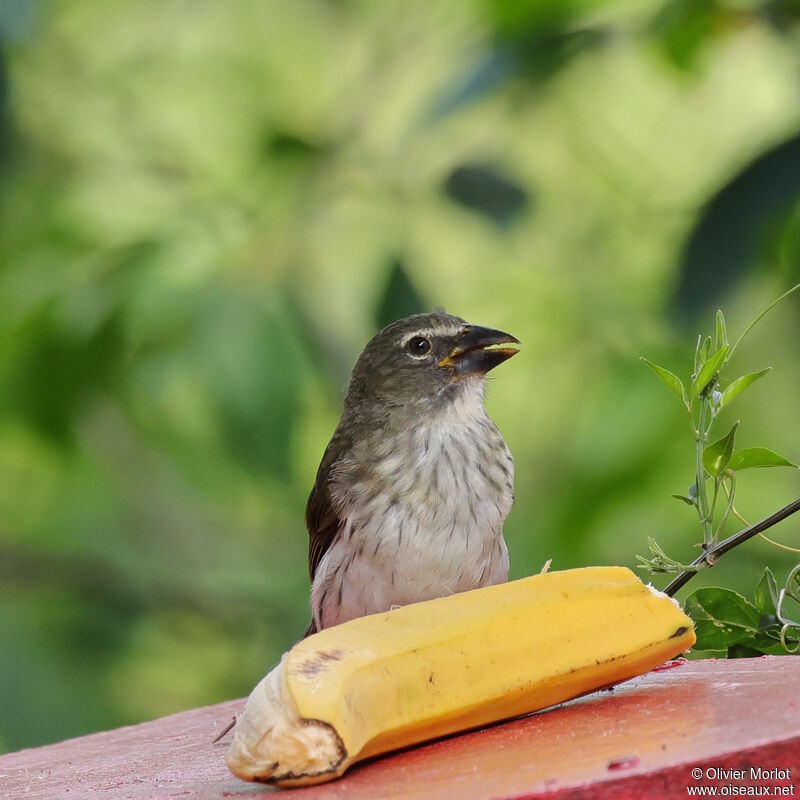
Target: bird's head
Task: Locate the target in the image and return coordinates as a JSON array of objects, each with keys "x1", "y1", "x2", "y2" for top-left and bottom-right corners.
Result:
[{"x1": 344, "y1": 311, "x2": 520, "y2": 417}]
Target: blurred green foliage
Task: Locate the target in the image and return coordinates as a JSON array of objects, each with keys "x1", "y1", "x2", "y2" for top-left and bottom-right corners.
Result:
[{"x1": 1, "y1": 0, "x2": 799, "y2": 753}]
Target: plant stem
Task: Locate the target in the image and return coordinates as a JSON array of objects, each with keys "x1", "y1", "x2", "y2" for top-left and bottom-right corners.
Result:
[
  {"x1": 708, "y1": 477, "x2": 722, "y2": 539},
  {"x1": 694, "y1": 398, "x2": 713, "y2": 545},
  {"x1": 714, "y1": 473, "x2": 736, "y2": 539},
  {"x1": 664, "y1": 496, "x2": 800, "y2": 597}
]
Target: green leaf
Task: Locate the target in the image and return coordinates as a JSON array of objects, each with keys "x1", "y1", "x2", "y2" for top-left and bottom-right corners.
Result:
[
  {"x1": 690, "y1": 574, "x2": 800, "y2": 657},
  {"x1": 715, "y1": 309, "x2": 727, "y2": 350},
  {"x1": 692, "y1": 344, "x2": 729, "y2": 398},
  {"x1": 702, "y1": 420, "x2": 739, "y2": 477},
  {"x1": 693, "y1": 334, "x2": 702, "y2": 374},
  {"x1": 754, "y1": 568, "x2": 779, "y2": 618},
  {"x1": 720, "y1": 368, "x2": 771, "y2": 407},
  {"x1": 727, "y1": 640, "x2": 788, "y2": 658},
  {"x1": 640, "y1": 357, "x2": 687, "y2": 406},
  {"x1": 700, "y1": 335, "x2": 712, "y2": 363},
  {"x1": 685, "y1": 587, "x2": 760, "y2": 651},
  {"x1": 671, "y1": 493, "x2": 695, "y2": 506},
  {"x1": 728, "y1": 447, "x2": 798, "y2": 471}
]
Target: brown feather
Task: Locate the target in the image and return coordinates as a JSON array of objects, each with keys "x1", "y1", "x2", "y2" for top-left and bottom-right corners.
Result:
[{"x1": 305, "y1": 428, "x2": 349, "y2": 580}]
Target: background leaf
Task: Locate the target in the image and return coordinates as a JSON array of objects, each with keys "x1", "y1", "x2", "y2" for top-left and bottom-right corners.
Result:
[
  {"x1": 443, "y1": 163, "x2": 530, "y2": 226},
  {"x1": 674, "y1": 133, "x2": 800, "y2": 317}
]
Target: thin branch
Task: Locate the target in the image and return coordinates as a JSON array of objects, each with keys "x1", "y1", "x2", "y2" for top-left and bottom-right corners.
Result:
[
  {"x1": 664, "y1": 496, "x2": 800, "y2": 597},
  {"x1": 728, "y1": 282, "x2": 800, "y2": 360}
]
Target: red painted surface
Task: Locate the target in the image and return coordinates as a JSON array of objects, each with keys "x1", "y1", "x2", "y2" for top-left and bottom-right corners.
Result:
[
  {"x1": 649, "y1": 658, "x2": 688, "y2": 673},
  {"x1": 1, "y1": 656, "x2": 798, "y2": 800}
]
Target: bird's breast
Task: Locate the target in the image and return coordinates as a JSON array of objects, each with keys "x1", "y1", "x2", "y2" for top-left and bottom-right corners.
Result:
[{"x1": 317, "y1": 418, "x2": 514, "y2": 621}]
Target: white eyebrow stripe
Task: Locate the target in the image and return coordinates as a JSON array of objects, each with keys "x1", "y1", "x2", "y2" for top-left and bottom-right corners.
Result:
[{"x1": 400, "y1": 326, "x2": 460, "y2": 346}]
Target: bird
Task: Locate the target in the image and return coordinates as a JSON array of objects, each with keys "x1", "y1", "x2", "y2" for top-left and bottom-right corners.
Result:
[
  {"x1": 212, "y1": 310, "x2": 519, "y2": 744},
  {"x1": 305, "y1": 310, "x2": 519, "y2": 635}
]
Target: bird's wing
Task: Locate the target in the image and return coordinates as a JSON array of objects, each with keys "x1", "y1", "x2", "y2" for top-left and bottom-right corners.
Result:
[
  {"x1": 305, "y1": 431, "x2": 348, "y2": 581},
  {"x1": 305, "y1": 480, "x2": 341, "y2": 581}
]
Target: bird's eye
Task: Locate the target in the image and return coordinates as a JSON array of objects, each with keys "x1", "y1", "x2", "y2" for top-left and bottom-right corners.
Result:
[{"x1": 407, "y1": 336, "x2": 431, "y2": 357}]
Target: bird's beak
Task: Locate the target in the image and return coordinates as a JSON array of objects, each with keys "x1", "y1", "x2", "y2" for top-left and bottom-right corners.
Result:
[{"x1": 439, "y1": 325, "x2": 520, "y2": 376}]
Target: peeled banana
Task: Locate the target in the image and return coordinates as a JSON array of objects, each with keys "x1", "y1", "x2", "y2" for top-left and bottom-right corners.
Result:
[{"x1": 226, "y1": 566, "x2": 695, "y2": 787}]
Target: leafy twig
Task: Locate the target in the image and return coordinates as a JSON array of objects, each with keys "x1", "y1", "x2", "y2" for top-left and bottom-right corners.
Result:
[
  {"x1": 664, "y1": 497, "x2": 800, "y2": 597},
  {"x1": 638, "y1": 284, "x2": 800, "y2": 582}
]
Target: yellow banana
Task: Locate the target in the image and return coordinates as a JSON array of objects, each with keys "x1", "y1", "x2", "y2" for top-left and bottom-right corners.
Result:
[{"x1": 226, "y1": 566, "x2": 695, "y2": 787}]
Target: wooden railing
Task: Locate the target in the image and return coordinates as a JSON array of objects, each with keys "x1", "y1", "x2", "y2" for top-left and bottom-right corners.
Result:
[{"x1": 1, "y1": 656, "x2": 798, "y2": 799}]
